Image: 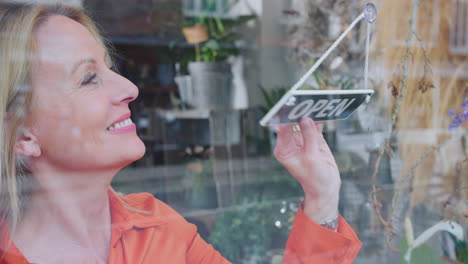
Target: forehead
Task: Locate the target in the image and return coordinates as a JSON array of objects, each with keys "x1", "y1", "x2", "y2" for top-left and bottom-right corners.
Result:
[{"x1": 34, "y1": 15, "x2": 104, "y2": 67}]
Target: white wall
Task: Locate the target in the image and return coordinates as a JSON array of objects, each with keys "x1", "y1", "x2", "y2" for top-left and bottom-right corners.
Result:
[
  {"x1": 260, "y1": 0, "x2": 294, "y2": 89},
  {"x1": 232, "y1": 0, "x2": 303, "y2": 107}
]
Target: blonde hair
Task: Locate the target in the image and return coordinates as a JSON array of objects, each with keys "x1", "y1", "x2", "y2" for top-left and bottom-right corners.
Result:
[{"x1": 0, "y1": 3, "x2": 146, "y2": 246}]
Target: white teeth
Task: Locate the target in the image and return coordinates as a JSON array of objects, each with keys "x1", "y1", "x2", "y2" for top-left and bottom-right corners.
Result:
[{"x1": 107, "y1": 118, "x2": 133, "y2": 131}]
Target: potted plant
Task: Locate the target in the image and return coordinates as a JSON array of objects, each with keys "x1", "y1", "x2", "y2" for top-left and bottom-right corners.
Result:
[
  {"x1": 186, "y1": 159, "x2": 218, "y2": 209},
  {"x1": 259, "y1": 85, "x2": 289, "y2": 154},
  {"x1": 208, "y1": 163, "x2": 302, "y2": 263},
  {"x1": 306, "y1": 66, "x2": 360, "y2": 151},
  {"x1": 181, "y1": 22, "x2": 209, "y2": 46},
  {"x1": 179, "y1": 13, "x2": 255, "y2": 109}
]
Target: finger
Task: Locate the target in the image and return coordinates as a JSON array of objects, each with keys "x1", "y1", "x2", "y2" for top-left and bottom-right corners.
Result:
[
  {"x1": 274, "y1": 123, "x2": 299, "y2": 158},
  {"x1": 316, "y1": 122, "x2": 323, "y2": 133},
  {"x1": 314, "y1": 121, "x2": 327, "y2": 149},
  {"x1": 299, "y1": 117, "x2": 319, "y2": 153},
  {"x1": 274, "y1": 123, "x2": 291, "y2": 134},
  {"x1": 309, "y1": 118, "x2": 328, "y2": 149},
  {"x1": 315, "y1": 121, "x2": 333, "y2": 153},
  {"x1": 274, "y1": 123, "x2": 293, "y2": 150}
]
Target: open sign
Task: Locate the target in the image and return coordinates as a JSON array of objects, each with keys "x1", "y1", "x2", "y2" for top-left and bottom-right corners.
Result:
[{"x1": 260, "y1": 89, "x2": 374, "y2": 126}]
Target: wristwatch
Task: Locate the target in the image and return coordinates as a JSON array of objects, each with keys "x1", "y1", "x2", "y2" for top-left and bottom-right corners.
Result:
[
  {"x1": 319, "y1": 215, "x2": 339, "y2": 231},
  {"x1": 301, "y1": 202, "x2": 339, "y2": 231}
]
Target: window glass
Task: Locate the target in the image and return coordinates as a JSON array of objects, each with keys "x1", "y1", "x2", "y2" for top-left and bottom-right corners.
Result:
[{"x1": 1, "y1": 0, "x2": 466, "y2": 263}]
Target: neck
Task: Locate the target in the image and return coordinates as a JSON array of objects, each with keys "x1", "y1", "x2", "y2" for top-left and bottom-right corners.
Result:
[{"x1": 13, "y1": 162, "x2": 120, "y2": 260}]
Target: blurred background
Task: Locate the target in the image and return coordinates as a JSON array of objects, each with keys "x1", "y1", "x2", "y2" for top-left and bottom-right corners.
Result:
[{"x1": 20, "y1": 0, "x2": 468, "y2": 263}]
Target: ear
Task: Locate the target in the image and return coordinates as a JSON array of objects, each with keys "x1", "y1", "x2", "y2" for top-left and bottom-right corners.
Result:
[{"x1": 16, "y1": 128, "x2": 41, "y2": 158}]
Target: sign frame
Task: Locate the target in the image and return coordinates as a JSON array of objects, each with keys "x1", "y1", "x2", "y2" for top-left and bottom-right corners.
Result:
[{"x1": 259, "y1": 89, "x2": 374, "y2": 127}]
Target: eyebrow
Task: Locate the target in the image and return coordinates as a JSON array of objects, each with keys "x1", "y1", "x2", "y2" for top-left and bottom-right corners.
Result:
[{"x1": 71, "y1": 58, "x2": 97, "y2": 75}]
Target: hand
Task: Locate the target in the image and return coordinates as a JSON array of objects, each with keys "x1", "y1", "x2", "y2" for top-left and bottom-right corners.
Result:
[{"x1": 274, "y1": 117, "x2": 341, "y2": 224}]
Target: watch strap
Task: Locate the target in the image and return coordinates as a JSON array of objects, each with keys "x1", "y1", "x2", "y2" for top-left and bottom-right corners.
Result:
[
  {"x1": 319, "y1": 215, "x2": 339, "y2": 231},
  {"x1": 301, "y1": 202, "x2": 339, "y2": 231}
]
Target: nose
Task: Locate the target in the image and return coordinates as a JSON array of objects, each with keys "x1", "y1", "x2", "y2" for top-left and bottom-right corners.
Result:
[{"x1": 108, "y1": 71, "x2": 139, "y2": 105}]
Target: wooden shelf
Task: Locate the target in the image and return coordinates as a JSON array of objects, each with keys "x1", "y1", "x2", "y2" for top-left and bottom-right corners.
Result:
[
  {"x1": 107, "y1": 35, "x2": 250, "y2": 49},
  {"x1": 141, "y1": 86, "x2": 178, "y2": 93},
  {"x1": 155, "y1": 109, "x2": 211, "y2": 119}
]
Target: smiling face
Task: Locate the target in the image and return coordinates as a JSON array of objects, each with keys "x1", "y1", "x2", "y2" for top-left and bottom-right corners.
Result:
[{"x1": 25, "y1": 15, "x2": 145, "y2": 172}]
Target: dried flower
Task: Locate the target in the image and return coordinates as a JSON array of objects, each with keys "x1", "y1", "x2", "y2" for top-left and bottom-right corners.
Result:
[
  {"x1": 448, "y1": 108, "x2": 456, "y2": 116},
  {"x1": 388, "y1": 81, "x2": 399, "y2": 98},
  {"x1": 462, "y1": 99, "x2": 468, "y2": 108},
  {"x1": 448, "y1": 98, "x2": 468, "y2": 130}
]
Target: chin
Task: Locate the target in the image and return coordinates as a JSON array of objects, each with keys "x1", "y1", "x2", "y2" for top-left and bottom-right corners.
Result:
[
  {"x1": 110, "y1": 139, "x2": 146, "y2": 168},
  {"x1": 100, "y1": 136, "x2": 145, "y2": 169},
  {"x1": 115, "y1": 150, "x2": 145, "y2": 170},
  {"x1": 128, "y1": 138, "x2": 146, "y2": 162},
  {"x1": 134, "y1": 142, "x2": 146, "y2": 160}
]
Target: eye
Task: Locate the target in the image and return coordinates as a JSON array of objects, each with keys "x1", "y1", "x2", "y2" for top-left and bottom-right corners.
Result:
[{"x1": 81, "y1": 73, "x2": 97, "y2": 86}]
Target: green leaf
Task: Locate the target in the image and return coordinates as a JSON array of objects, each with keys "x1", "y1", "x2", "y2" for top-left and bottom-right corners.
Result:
[
  {"x1": 259, "y1": 86, "x2": 273, "y2": 108},
  {"x1": 400, "y1": 238, "x2": 442, "y2": 264},
  {"x1": 313, "y1": 71, "x2": 322, "y2": 88},
  {"x1": 215, "y1": 17, "x2": 225, "y2": 34},
  {"x1": 448, "y1": 234, "x2": 468, "y2": 263}
]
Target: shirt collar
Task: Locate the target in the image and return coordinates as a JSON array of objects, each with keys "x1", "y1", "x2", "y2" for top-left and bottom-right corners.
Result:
[
  {"x1": 0, "y1": 190, "x2": 168, "y2": 258},
  {"x1": 108, "y1": 190, "x2": 168, "y2": 247},
  {"x1": 0, "y1": 222, "x2": 26, "y2": 264}
]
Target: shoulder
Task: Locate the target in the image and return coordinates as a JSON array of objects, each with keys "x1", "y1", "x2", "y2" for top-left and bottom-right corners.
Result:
[
  {"x1": 117, "y1": 192, "x2": 196, "y2": 232},
  {"x1": 120, "y1": 192, "x2": 183, "y2": 220},
  {"x1": 116, "y1": 192, "x2": 198, "y2": 244}
]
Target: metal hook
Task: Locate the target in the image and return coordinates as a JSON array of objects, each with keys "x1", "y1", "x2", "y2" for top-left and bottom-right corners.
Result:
[{"x1": 364, "y1": 3, "x2": 377, "y2": 24}]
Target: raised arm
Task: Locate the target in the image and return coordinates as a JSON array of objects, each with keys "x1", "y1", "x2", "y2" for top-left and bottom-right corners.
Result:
[{"x1": 274, "y1": 117, "x2": 362, "y2": 263}]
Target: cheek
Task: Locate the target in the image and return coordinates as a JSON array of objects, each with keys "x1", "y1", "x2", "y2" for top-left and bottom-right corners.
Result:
[
  {"x1": 74, "y1": 103, "x2": 108, "y2": 139},
  {"x1": 32, "y1": 99, "x2": 108, "y2": 153},
  {"x1": 63, "y1": 117, "x2": 106, "y2": 157}
]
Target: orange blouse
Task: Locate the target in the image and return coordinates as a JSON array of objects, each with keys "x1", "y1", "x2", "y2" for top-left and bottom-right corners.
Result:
[{"x1": 1, "y1": 191, "x2": 361, "y2": 263}]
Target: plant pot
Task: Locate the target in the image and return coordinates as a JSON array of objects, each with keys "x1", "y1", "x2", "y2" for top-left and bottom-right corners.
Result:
[
  {"x1": 182, "y1": 24, "x2": 209, "y2": 44},
  {"x1": 210, "y1": 110, "x2": 241, "y2": 145},
  {"x1": 190, "y1": 184, "x2": 218, "y2": 209},
  {"x1": 187, "y1": 61, "x2": 233, "y2": 109}
]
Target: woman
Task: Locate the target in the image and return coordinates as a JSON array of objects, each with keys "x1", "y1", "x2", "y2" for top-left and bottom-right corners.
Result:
[{"x1": 0, "y1": 3, "x2": 361, "y2": 264}]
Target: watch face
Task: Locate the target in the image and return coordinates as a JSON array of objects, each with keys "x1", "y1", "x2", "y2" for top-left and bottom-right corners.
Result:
[
  {"x1": 260, "y1": 90, "x2": 374, "y2": 126},
  {"x1": 320, "y1": 217, "x2": 339, "y2": 230},
  {"x1": 321, "y1": 221, "x2": 338, "y2": 230}
]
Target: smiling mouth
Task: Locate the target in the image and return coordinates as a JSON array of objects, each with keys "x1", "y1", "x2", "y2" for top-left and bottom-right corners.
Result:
[{"x1": 106, "y1": 117, "x2": 133, "y2": 131}]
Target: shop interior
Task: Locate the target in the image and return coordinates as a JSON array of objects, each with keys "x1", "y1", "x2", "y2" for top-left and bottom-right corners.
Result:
[{"x1": 76, "y1": 0, "x2": 468, "y2": 263}]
